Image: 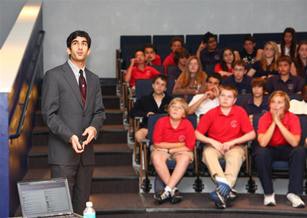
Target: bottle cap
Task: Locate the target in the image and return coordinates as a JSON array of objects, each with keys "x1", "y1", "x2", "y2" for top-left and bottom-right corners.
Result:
[{"x1": 86, "y1": 201, "x2": 93, "y2": 207}]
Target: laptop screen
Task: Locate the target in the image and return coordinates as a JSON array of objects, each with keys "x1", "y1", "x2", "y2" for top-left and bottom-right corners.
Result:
[{"x1": 18, "y1": 178, "x2": 73, "y2": 218}]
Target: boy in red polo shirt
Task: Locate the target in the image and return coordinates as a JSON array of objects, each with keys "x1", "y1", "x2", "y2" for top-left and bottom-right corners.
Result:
[
  {"x1": 144, "y1": 44, "x2": 161, "y2": 66},
  {"x1": 255, "y1": 91, "x2": 305, "y2": 208},
  {"x1": 163, "y1": 37, "x2": 184, "y2": 74},
  {"x1": 195, "y1": 85, "x2": 255, "y2": 209},
  {"x1": 152, "y1": 98, "x2": 196, "y2": 204},
  {"x1": 124, "y1": 49, "x2": 160, "y2": 88}
]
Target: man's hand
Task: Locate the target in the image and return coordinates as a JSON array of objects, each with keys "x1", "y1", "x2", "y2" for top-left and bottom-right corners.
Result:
[
  {"x1": 222, "y1": 140, "x2": 236, "y2": 153},
  {"x1": 82, "y1": 126, "x2": 97, "y2": 146},
  {"x1": 70, "y1": 135, "x2": 84, "y2": 153},
  {"x1": 210, "y1": 139, "x2": 224, "y2": 154}
]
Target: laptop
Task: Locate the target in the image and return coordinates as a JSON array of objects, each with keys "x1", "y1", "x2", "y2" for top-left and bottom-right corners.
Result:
[{"x1": 17, "y1": 178, "x2": 82, "y2": 218}]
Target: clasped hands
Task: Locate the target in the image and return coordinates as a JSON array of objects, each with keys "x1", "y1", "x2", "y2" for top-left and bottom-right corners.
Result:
[
  {"x1": 70, "y1": 126, "x2": 97, "y2": 153},
  {"x1": 211, "y1": 139, "x2": 236, "y2": 155}
]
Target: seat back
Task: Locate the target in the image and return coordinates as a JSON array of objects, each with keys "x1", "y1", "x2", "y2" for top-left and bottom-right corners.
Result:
[
  {"x1": 219, "y1": 33, "x2": 251, "y2": 51},
  {"x1": 153, "y1": 35, "x2": 184, "y2": 61},
  {"x1": 253, "y1": 33, "x2": 282, "y2": 49},
  {"x1": 297, "y1": 32, "x2": 307, "y2": 42},
  {"x1": 186, "y1": 34, "x2": 203, "y2": 55},
  {"x1": 135, "y1": 79, "x2": 153, "y2": 101}
]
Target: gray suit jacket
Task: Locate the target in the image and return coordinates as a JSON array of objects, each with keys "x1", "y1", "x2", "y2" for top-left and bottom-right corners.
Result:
[{"x1": 41, "y1": 62, "x2": 105, "y2": 165}]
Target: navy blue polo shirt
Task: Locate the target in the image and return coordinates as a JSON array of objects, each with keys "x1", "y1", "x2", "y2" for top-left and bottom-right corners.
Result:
[
  {"x1": 266, "y1": 75, "x2": 305, "y2": 95},
  {"x1": 243, "y1": 95, "x2": 269, "y2": 115},
  {"x1": 200, "y1": 48, "x2": 221, "y2": 76},
  {"x1": 222, "y1": 75, "x2": 252, "y2": 94}
]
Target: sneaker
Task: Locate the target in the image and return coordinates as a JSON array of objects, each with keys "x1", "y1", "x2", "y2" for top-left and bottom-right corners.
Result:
[
  {"x1": 154, "y1": 189, "x2": 172, "y2": 204},
  {"x1": 216, "y1": 181, "x2": 231, "y2": 198},
  {"x1": 229, "y1": 189, "x2": 238, "y2": 201},
  {"x1": 287, "y1": 193, "x2": 305, "y2": 208},
  {"x1": 170, "y1": 188, "x2": 183, "y2": 204},
  {"x1": 209, "y1": 191, "x2": 226, "y2": 209},
  {"x1": 264, "y1": 193, "x2": 276, "y2": 206}
]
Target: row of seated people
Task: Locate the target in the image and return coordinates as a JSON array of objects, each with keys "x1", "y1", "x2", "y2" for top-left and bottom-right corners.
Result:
[
  {"x1": 125, "y1": 53, "x2": 304, "y2": 112},
  {"x1": 122, "y1": 27, "x2": 307, "y2": 88},
  {"x1": 130, "y1": 75, "x2": 307, "y2": 209}
]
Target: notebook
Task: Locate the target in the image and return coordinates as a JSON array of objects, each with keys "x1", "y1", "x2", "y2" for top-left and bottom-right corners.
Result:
[{"x1": 17, "y1": 178, "x2": 82, "y2": 218}]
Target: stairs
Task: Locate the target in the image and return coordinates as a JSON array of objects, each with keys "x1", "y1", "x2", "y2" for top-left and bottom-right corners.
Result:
[{"x1": 22, "y1": 78, "x2": 139, "y2": 216}]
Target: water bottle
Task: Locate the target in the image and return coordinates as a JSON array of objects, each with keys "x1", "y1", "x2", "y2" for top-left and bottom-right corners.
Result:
[{"x1": 83, "y1": 201, "x2": 96, "y2": 218}]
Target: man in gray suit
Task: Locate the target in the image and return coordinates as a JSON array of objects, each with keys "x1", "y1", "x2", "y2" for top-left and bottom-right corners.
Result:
[{"x1": 41, "y1": 30, "x2": 105, "y2": 214}]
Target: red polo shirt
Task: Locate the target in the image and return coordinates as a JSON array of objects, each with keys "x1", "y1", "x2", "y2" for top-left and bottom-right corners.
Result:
[
  {"x1": 153, "y1": 116, "x2": 196, "y2": 151},
  {"x1": 257, "y1": 111, "x2": 301, "y2": 147},
  {"x1": 214, "y1": 63, "x2": 233, "y2": 76},
  {"x1": 129, "y1": 66, "x2": 160, "y2": 87},
  {"x1": 163, "y1": 53, "x2": 176, "y2": 74},
  {"x1": 152, "y1": 55, "x2": 162, "y2": 66},
  {"x1": 197, "y1": 105, "x2": 253, "y2": 143}
]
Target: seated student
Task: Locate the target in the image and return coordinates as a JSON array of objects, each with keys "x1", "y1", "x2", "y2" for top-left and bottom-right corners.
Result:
[
  {"x1": 168, "y1": 48, "x2": 190, "y2": 81},
  {"x1": 197, "y1": 32, "x2": 221, "y2": 76},
  {"x1": 289, "y1": 84, "x2": 307, "y2": 115},
  {"x1": 124, "y1": 49, "x2": 160, "y2": 88},
  {"x1": 163, "y1": 37, "x2": 184, "y2": 73},
  {"x1": 152, "y1": 98, "x2": 196, "y2": 204},
  {"x1": 214, "y1": 48, "x2": 236, "y2": 78},
  {"x1": 278, "y1": 27, "x2": 297, "y2": 60},
  {"x1": 239, "y1": 35, "x2": 261, "y2": 69},
  {"x1": 188, "y1": 73, "x2": 221, "y2": 116},
  {"x1": 195, "y1": 85, "x2": 256, "y2": 209},
  {"x1": 266, "y1": 56, "x2": 304, "y2": 95},
  {"x1": 247, "y1": 41, "x2": 280, "y2": 78},
  {"x1": 293, "y1": 41, "x2": 307, "y2": 84},
  {"x1": 173, "y1": 56, "x2": 207, "y2": 102},
  {"x1": 243, "y1": 78, "x2": 269, "y2": 121},
  {"x1": 130, "y1": 75, "x2": 172, "y2": 144},
  {"x1": 255, "y1": 91, "x2": 305, "y2": 208},
  {"x1": 222, "y1": 60, "x2": 252, "y2": 94},
  {"x1": 144, "y1": 44, "x2": 162, "y2": 66}
]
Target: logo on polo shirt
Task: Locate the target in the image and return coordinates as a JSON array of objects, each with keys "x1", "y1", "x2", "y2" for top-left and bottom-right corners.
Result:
[
  {"x1": 178, "y1": 135, "x2": 186, "y2": 142},
  {"x1": 230, "y1": 120, "x2": 238, "y2": 128}
]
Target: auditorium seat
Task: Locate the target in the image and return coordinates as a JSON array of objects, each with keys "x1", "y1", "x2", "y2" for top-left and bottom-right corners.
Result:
[
  {"x1": 219, "y1": 33, "x2": 251, "y2": 51},
  {"x1": 139, "y1": 114, "x2": 203, "y2": 193},
  {"x1": 297, "y1": 32, "x2": 307, "y2": 42},
  {"x1": 253, "y1": 32, "x2": 282, "y2": 49},
  {"x1": 186, "y1": 34, "x2": 203, "y2": 55}
]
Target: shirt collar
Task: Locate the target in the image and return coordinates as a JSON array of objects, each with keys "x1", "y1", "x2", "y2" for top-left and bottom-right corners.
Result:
[
  {"x1": 218, "y1": 106, "x2": 234, "y2": 116},
  {"x1": 68, "y1": 59, "x2": 86, "y2": 80}
]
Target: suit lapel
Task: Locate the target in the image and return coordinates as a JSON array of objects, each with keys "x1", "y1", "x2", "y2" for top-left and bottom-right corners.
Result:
[{"x1": 61, "y1": 62, "x2": 83, "y2": 108}]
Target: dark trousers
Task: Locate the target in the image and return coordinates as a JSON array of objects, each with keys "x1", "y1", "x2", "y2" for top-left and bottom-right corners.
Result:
[
  {"x1": 51, "y1": 163, "x2": 94, "y2": 215},
  {"x1": 254, "y1": 145, "x2": 305, "y2": 195}
]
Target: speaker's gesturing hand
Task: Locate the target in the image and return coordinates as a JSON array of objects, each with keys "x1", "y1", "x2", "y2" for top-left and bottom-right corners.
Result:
[
  {"x1": 82, "y1": 126, "x2": 97, "y2": 146},
  {"x1": 70, "y1": 135, "x2": 84, "y2": 153}
]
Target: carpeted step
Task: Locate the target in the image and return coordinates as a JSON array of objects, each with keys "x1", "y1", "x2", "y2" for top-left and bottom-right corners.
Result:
[
  {"x1": 90, "y1": 193, "x2": 307, "y2": 218},
  {"x1": 102, "y1": 96, "x2": 121, "y2": 110},
  {"x1": 28, "y1": 143, "x2": 132, "y2": 168},
  {"x1": 23, "y1": 165, "x2": 138, "y2": 194},
  {"x1": 101, "y1": 85, "x2": 117, "y2": 96}
]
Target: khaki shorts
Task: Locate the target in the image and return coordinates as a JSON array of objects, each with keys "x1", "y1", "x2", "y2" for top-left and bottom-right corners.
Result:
[{"x1": 151, "y1": 147, "x2": 194, "y2": 162}]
